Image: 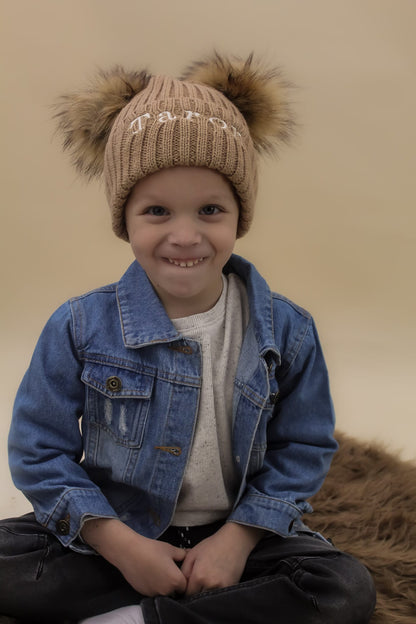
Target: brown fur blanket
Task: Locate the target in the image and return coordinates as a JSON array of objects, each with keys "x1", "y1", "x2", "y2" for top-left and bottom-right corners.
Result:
[{"x1": 306, "y1": 432, "x2": 416, "y2": 623}]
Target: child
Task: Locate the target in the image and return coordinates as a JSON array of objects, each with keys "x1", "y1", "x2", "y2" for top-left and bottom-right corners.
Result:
[{"x1": 0, "y1": 53, "x2": 376, "y2": 623}]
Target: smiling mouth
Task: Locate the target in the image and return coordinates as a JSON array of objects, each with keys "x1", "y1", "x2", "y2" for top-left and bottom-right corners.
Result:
[{"x1": 167, "y1": 257, "x2": 205, "y2": 268}]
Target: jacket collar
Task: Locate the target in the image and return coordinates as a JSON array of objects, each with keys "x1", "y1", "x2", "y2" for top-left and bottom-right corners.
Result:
[
  {"x1": 117, "y1": 261, "x2": 181, "y2": 348},
  {"x1": 225, "y1": 255, "x2": 281, "y2": 366},
  {"x1": 116, "y1": 255, "x2": 280, "y2": 364}
]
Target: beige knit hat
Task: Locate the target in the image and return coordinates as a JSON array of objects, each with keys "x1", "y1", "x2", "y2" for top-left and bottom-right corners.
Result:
[{"x1": 55, "y1": 53, "x2": 294, "y2": 240}]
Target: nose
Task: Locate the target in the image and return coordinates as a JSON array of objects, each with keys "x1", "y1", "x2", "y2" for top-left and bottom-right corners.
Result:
[{"x1": 167, "y1": 217, "x2": 202, "y2": 247}]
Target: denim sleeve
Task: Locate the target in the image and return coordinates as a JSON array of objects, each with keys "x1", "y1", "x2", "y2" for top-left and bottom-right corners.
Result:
[
  {"x1": 8, "y1": 302, "x2": 118, "y2": 548},
  {"x1": 229, "y1": 314, "x2": 338, "y2": 536}
]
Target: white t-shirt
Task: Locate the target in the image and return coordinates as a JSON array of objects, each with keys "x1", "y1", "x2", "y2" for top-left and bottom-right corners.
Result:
[{"x1": 171, "y1": 273, "x2": 249, "y2": 526}]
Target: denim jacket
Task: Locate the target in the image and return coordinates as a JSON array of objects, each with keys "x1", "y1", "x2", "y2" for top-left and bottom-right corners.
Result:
[{"x1": 9, "y1": 255, "x2": 337, "y2": 550}]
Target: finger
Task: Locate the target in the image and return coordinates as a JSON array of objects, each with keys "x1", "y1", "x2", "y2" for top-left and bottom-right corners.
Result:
[
  {"x1": 185, "y1": 579, "x2": 203, "y2": 596},
  {"x1": 180, "y1": 550, "x2": 195, "y2": 579},
  {"x1": 185, "y1": 567, "x2": 208, "y2": 597},
  {"x1": 172, "y1": 546, "x2": 187, "y2": 563},
  {"x1": 173, "y1": 569, "x2": 188, "y2": 595}
]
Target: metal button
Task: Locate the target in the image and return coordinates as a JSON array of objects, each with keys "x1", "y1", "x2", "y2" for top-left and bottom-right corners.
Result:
[
  {"x1": 168, "y1": 447, "x2": 182, "y2": 456},
  {"x1": 106, "y1": 376, "x2": 122, "y2": 392},
  {"x1": 56, "y1": 518, "x2": 70, "y2": 535},
  {"x1": 180, "y1": 346, "x2": 193, "y2": 354}
]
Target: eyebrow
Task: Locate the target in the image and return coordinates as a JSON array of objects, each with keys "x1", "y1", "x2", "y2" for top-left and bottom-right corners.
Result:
[{"x1": 136, "y1": 192, "x2": 232, "y2": 204}]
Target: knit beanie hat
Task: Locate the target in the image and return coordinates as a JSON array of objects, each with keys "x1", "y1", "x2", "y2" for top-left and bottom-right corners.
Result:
[{"x1": 55, "y1": 53, "x2": 294, "y2": 240}]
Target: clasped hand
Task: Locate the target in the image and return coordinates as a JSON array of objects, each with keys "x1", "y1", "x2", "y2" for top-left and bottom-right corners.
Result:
[
  {"x1": 120, "y1": 522, "x2": 261, "y2": 597},
  {"x1": 180, "y1": 523, "x2": 259, "y2": 596},
  {"x1": 81, "y1": 518, "x2": 263, "y2": 598}
]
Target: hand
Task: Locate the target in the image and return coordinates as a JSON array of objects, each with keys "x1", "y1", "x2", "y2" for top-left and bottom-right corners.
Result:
[
  {"x1": 81, "y1": 518, "x2": 187, "y2": 597},
  {"x1": 181, "y1": 522, "x2": 265, "y2": 596}
]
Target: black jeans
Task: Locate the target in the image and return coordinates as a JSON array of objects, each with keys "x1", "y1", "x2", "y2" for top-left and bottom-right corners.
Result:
[{"x1": 0, "y1": 513, "x2": 376, "y2": 623}]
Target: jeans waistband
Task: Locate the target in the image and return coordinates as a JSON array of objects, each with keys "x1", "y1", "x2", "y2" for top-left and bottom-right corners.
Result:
[{"x1": 159, "y1": 520, "x2": 225, "y2": 549}]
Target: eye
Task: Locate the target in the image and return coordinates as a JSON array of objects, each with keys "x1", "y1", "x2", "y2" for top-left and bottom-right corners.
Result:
[
  {"x1": 145, "y1": 205, "x2": 168, "y2": 217},
  {"x1": 200, "y1": 204, "x2": 222, "y2": 216}
]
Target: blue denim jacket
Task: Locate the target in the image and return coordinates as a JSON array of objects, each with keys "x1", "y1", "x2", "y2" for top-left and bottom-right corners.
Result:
[{"x1": 9, "y1": 255, "x2": 337, "y2": 550}]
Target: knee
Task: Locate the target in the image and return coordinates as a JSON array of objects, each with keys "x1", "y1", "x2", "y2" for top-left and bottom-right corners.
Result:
[{"x1": 321, "y1": 552, "x2": 376, "y2": 623}]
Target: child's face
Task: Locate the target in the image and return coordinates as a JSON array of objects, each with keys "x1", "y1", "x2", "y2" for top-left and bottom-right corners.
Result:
[{"x1": 125, "y1": 166, "x2": 240, "y2": 318}]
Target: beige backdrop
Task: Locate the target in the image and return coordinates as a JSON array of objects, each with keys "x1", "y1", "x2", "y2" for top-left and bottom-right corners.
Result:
[{"x1": 1, "y1": 0, "x2": 415, "y2": 517}]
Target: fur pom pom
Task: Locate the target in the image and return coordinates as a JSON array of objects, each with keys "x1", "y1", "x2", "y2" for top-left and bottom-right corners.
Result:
[
  {"x1": 181, "y1": 52, "x2": 295, "y2": 154},
  {"x1": 54, "y1": 67, "x2": 151, "y2": 177}
]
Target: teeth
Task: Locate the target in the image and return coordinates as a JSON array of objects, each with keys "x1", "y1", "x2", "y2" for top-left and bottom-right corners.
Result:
[{"x1": 168, "y1": 258, "x2": 204, "y2": 268}]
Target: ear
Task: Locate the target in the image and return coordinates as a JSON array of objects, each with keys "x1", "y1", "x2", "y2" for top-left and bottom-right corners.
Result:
[
  {"x1": 181, "y1": 52, "x2": 295, "y2": 154},
  {"x1": 54, "y1": 67, "x2": 151, "y2": 177}
]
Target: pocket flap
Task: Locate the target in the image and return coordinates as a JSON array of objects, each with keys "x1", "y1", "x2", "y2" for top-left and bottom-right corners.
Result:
[{"x1": 81, "y1": 362, "x2": 154, "y2": 399}]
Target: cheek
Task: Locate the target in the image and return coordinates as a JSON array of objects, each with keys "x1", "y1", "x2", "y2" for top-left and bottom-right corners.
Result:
[
  {"x1": 129, "y1": 236, "x2": 150, "y2": 261},
  {"x1": 128, "y1": 227, "x2": 158, "y2": 253},
  {"x1": 216, "y1": 227, "x2": 238, "y2": 253}
]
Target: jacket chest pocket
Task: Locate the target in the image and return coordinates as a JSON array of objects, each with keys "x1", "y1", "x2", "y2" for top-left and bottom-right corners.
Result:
[{"x1": 81, "y1": 362, "x2": 154, "y2": 448}]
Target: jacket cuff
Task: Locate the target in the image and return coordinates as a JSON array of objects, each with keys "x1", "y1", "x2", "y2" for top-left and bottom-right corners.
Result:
[
  {"x1": 39, "y1": 488, "x2": 118, "y2": 549},
  {"x1": 228, "y1": 491, "x2": 313, "y2": 537}
]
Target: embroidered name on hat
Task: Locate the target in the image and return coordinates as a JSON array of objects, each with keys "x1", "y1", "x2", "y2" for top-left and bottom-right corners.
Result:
[{"x1": 129, "y1": 110, "x2": 242, "y2": 138}]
